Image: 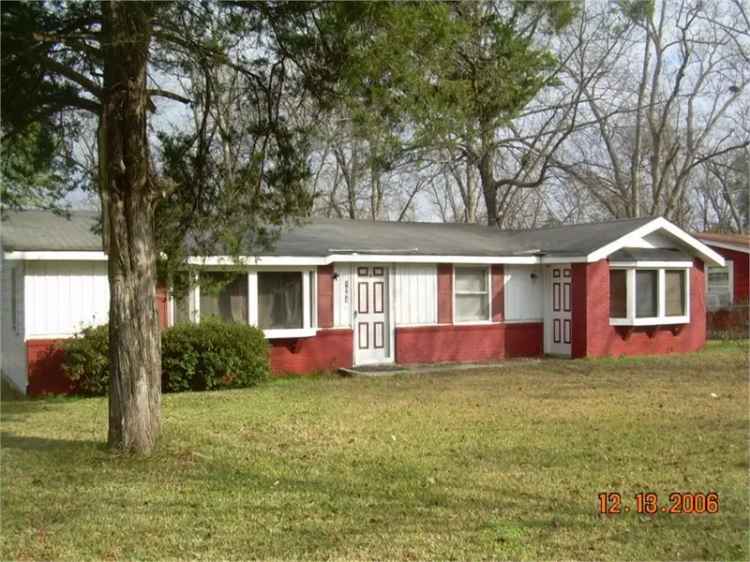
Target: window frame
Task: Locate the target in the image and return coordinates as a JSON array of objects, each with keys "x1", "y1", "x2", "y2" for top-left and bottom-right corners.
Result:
[
  {"x1": 170, "y1": 268, "x2": 318, "y2": 339},
  {"x1": 452, "y1": 265, "x2": 492, "y2": 325},
  {"x1": 609, "y1": 266, "x2": 690, "y2": 326},
  {"x1": 705, "y1": 259, "x2": 733, "y2": 310}
]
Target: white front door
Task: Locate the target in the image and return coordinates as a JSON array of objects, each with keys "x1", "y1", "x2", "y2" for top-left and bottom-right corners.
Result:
[
  {"x1": 354, "y1": 265, "x2": 390, "y2": 365},
  {"x1": 546, "y1": 265, "x2": 572, "y2": 356}
]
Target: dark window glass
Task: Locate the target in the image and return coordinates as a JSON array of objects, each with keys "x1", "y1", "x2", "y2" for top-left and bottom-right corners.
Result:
[
  {"x1": 636, "y1": 270, "x2": 658, "y2": 318},
  {"x1": 258, "y1": 272, "x2": 303, "y2": 329},
  {"x1": 610, "y1": 270, "x2": 627, "y2": 318},
  {"x1": 665, "y1": 270, "x2": 685, "y2": 316}
]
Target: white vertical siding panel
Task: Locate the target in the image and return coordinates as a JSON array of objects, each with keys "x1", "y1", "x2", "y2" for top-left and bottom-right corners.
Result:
[
  {"x1": 333, "y1": 263, "x2": 352, "y2": 327},
  {"x1": 504, "y1": 265, "x2": 544, "y2": 321},
  {"x1": 24, "y1": 261, "x2": 110, "y2": 338},
  {"x1": 395, "y1": 264, "x2": 437, "y2": 326}
]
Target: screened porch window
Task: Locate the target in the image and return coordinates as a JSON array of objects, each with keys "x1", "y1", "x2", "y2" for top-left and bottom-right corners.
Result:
[
  {"x1": 454, "y1": 266, "x2": 489, "y2": 323},
  {"x1": 199, "y1": 272, "x2": 248, "y2": 323},
  {"x1": 258, "y1": 272, "x2": 303, "y2": 330},
  {"x1": 665, "y1": 270, "x2": 686, "y2": 316}
]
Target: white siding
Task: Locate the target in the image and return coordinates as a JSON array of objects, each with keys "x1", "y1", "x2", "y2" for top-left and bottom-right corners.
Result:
[
  {"x1": 504, "y1": 265, "x2": 543, "y2": 321},
  {"x1": 25, "y1": 261, "x2": 109, "y2": 338},
  {"x1": 1, "y1": 258, "x2": 27, "y2": 392},
  {"x1": 394, "y1": 264, "x2": 437, "y2": 326},
  {"x1": 333, "y1": 263, "x2": 352, "y2": 327}
]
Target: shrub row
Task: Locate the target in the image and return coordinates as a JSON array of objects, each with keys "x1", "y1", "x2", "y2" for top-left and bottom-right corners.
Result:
[{"x1": 60, "y1": 319, "x2": 270, "y2": 396}]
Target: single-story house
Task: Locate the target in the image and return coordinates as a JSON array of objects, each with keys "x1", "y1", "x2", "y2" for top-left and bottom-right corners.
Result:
[
  {"x1": 694, "y1": 232, "x2": 749, "y2": 309},
  {"x1": 1, "y1": 210, "x2": 725, "y2": 395}
]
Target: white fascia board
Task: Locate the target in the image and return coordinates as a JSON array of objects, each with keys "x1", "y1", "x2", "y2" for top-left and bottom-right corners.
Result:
[
  {"x1": 539, "y1": 256, "x2": 588, "y2": 264},
  {"x1": 696, "y1": 239, "x2": 750, "y2": 255},
  {"x1": 3, "y1": 251, "x2": 108, "y2": 261},
  {"x1": 609, "y1": 260, "x2": 695, "y2": 268},
  {"x1": 586, "y1": 217, "x2": 726, "y2": 267},
  {"x1": 189, "y1": 254, "x2": 539, "y2": 266}
]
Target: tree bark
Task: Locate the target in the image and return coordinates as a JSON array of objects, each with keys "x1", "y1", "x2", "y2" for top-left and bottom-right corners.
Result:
[{"x1": 101, "y1": 1, "x2": 161, "y2": 454}]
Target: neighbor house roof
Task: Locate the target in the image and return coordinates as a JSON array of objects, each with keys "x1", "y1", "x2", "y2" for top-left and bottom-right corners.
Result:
[
  {"x1": 695, "y1": 232, "x2": 750, "y2": 254},
  {"x1": 0, "y1": 209, "x2": 725, "y2": 266}
]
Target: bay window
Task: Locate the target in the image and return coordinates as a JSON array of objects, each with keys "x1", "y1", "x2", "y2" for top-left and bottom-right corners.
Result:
[
  {"x1": 258, "y1": 272, "x2": 303, "y2": 329},
  {"x1": 609, "y1": 267, "x2": 690, "y2": 325},
  {"x1": 199, "y1": 272, "x2": 248, "y2": 323},
  {"x1": 454, "y1": 266, "x2": 490, "y2": 323}
]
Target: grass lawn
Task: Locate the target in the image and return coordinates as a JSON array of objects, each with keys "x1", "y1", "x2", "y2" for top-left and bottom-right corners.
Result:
[{"x1": 1, "y1": 341, "x2": 748, "y2": 560}]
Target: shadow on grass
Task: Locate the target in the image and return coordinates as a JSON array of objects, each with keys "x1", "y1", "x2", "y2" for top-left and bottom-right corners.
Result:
[{"x1": 1, "y1": 431, "x2": 102, "y2": 452}]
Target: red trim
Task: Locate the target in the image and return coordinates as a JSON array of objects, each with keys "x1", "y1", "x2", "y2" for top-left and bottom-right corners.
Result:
[
  {"x1": 317, "y1": 265, "x2": 334, "y2": 329},
  {"x1": 437, "y1": 264, "x2": 453, "y2": 324}
]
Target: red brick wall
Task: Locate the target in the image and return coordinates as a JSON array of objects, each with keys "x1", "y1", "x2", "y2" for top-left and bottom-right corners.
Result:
[
  {"x1": 437, "y1": 264, "x2": 453, "y2": 324},
  {"x1": 269, "y1": 328, "x2": 353, "y2": 374},
  {"x1": 317, "y1": 264, "x2": 334, "y2": 328},
  {"x1": 26, "y1": 339, "x2": 72, "y2": 396},
  {"x1": 491, "y1": 265, "x2": 504, "y2": 322},
  {"x1": 706, "y1": 245, "x2": 749, "y2": 303},
  {"x1": 572, "y1": 258, "x2": 706, "y2": 358},
  {"x1": 505, "y1": 322, "x2": 543, "y2": 357},
  {"x1": 395, "y1": 322, "x2": 543, "y2": 364}
]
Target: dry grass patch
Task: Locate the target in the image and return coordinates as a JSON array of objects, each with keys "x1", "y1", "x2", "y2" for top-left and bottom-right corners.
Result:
[{"x1": 1, "y1": 341, "x2": 748, "y2": 560}]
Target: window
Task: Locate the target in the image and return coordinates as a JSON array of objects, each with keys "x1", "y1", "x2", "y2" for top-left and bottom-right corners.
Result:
[
  {"x1": 635, "y1": 270, "x2": 658, "y2": 318},
  {"x1": 610, "y1": 269, "x2": 627, "y2": 318},
  {"x1": 199, "y1": 272, "x2": 248, "y2": 323},
  {"x1": 609, "y1": 267, "x2": 690, "y2": 325},
  {"x1": 454, "y1": 267, "x2": 489, "y2": 323},
  {"x1": 665, "y1": 270, "x2": 686, "y2": 316},
  {"x1": 706, "y1": 261, "x2": 733, "y2": 310},
  {"x1": 258, "y1": 272, "x2": 303, "y2": 329}
]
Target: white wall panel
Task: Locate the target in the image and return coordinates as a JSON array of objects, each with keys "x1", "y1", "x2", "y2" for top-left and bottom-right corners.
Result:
[
  {"x1": 394, "y1": 264, "x2": 437, "y2": 326},
  {"x1": 1, "y1": 259, "x2": 27, "y2": 391},
  {"x1": 24, "y1": 261, "x2": 109, "y2": 338},
  {"x1": 333, "y1": 263, "x2": 352, "y2": 327},
  {"x1": 504, "y1": 265, "x2": 544, "y2": 321}
]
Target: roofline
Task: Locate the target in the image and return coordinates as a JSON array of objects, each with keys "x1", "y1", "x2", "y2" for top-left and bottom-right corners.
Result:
[
  {"x1": 586, "y1": 217, "x2": 726, "y2": 267},
  {"x1": 4, "y1": 250, "x2": 590, "y2": 266},
  {"x1": 695, "y1": 238, "x2": 750, "y2": 255}
]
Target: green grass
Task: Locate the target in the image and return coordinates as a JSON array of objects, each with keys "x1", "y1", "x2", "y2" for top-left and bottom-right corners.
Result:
[{"x1": 2, "y1": 341, "x2": 748, "y2": 560}]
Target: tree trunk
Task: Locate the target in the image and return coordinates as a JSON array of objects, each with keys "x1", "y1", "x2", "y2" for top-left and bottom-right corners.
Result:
[{"x1": 101, "y1": 1, "x2": 161, "y2": 455}]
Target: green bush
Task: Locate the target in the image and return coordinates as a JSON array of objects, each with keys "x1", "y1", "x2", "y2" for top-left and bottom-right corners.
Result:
[
  {"x1": 60, "y1": 320, "x2": 270, "y2": 396},
  {"x1": 60, "y1": 324, "x2": 110, "y2": 396},
  {"x1": 161, "y1": 319, "x2": 270, "y2": 392}
]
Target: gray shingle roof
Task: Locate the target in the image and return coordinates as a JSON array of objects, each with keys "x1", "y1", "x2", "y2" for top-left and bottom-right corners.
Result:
[
  {"x1": 1, "y1": 209, "x2": 101, "y2": 251},
  {"x1": 1, "y1": 209, "x2": 656, "y2": 258}
]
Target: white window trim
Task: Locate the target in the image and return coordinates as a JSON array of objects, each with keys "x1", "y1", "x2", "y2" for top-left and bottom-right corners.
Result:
[
  {"x1": 452, "y1": 265, "x2": 493, "y2": 325},
  {"x1": 705, "y1": 260, "x2": 733, "y2": 308},
  {"x1": 609, "y1": 266, "x2": 690, "y2": 326},
  {"x1": 170, "y1": 268, "x2": 318, "y2": 339}
]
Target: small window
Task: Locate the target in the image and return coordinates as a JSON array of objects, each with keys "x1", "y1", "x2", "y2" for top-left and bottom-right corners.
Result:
[
  {"x1": 258, "y1": 271, "x2": 303, "y2": 329},
  {"x1": 610, "y1": 269, "x2": 627, "y2": 318},
  {"x1": 454, "y1": 267, "x2": 489, "y2": 323},
  {"x1": 706, "y1": 262, "x2": 732, "y2": 309},
  {"x1": 635, "y1": 270, "x2": 658, "y2": 318},
  {"x1": 200, "y1": 272, "x2": 248, "y2": 323},
  {"x1": 665, "y1": 270, "x2": 686, "y2": 316}
]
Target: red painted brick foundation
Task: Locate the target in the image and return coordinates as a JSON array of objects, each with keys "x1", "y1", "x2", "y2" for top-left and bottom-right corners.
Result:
[
  {"x1": 571, "y1": 258, "x2": 706, "y2": 358},
  {"x1": 395, "y1": 322, "x2": 543, "y2": 364},
  {"x1": 26, "y1": 339, "x2": 72, "y2": 396},
  {"x1": 269, "y1": 328, "x2": 353, "y2": 374}
]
